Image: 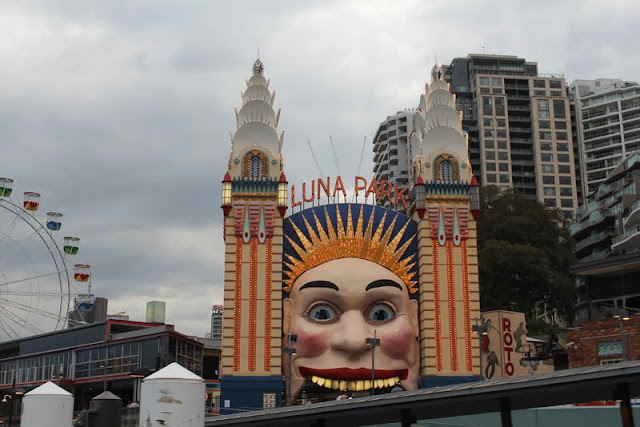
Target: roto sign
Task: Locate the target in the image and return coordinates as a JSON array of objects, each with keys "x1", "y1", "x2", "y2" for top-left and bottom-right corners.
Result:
[
  {"x1": 291, "y1": 176, "x2": 409, "y2": 210},
  {"x1": 502, "y1": 318, "x2": 515, "y2": 376}
]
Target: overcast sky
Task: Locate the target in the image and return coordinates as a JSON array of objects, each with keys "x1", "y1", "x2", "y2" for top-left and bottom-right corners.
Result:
[{"x1": 1, "y1": 0, "x2": 638, "y2": 337}]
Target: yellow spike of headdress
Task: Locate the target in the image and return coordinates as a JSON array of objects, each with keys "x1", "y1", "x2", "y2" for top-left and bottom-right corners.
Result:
[{"x1": 283, "y1": 205, "x2": 417, "y2": 294}]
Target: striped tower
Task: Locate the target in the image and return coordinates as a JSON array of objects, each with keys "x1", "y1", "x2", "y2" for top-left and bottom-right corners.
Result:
[
  {"x1": 220, "y1": 59, "x2": 287, "y2": 410},
  {"x1": 409, "y1": 66, "x2": 482, "y2": 387}
]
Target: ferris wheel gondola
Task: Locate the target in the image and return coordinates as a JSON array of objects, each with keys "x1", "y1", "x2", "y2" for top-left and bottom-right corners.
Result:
[{"x1": 0, "y1": 177, "x2": 90, "y2": 341}]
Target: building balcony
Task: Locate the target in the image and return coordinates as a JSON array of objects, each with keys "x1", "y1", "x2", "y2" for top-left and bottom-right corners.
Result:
[
  {"x1": 510, "y1": 127, "x2": 532, "y2": 134},
  {"x1": 574, "y1": 228, "x2": 615, "y2": 253},
  {"x1": 611, "y1": 225, "x2": 640, "y2": 253},
  {"x1": 577, "y1": 249, "x2": 612, "y2": 263},
  {"x1": 624, "y1": 200, "x2": 640, "y2": 229}
]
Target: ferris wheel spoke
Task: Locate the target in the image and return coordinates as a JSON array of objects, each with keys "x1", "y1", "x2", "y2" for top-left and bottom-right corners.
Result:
[
  {"x1": 0, "y1": 309, "x2": 23, "y2": 340},
  {"x1": 0, "y1": 268, "x2": 68, "y2": 288},
  {"x1": 0, "y1": 227, "x2": 46, "y2": 270},
  {"x1": 0, "y1": 297, "x2": 63, "y2": 323},
  {"x1": 0, "y1": 304, "x2": 45, "y2": 336}
]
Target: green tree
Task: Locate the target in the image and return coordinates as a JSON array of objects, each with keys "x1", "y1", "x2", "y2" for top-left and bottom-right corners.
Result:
[{"x1": 477, "y1": 186, "x2": 576, "y2": 322}]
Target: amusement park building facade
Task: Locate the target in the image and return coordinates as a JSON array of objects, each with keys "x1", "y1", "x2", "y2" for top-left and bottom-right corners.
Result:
[
  {"x1": 0, "y1": 319, "x2": 203, "y2": 410},
  {"x1": 219, "y1": 60, "x2": 482, "y2": 410}
]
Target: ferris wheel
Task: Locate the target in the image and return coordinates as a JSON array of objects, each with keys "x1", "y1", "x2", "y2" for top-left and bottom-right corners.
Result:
[{"x1": 0, "y1": 177, "x2": 92, "y2": 342}]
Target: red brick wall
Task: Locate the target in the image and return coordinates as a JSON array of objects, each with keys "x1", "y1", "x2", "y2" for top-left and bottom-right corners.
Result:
[{"x1": 568, "y1": 317, "x2": 640, "y2": 368}]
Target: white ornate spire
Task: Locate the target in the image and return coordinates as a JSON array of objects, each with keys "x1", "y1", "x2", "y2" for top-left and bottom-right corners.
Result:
[
  {"x1": 409, "y1": 70, "x2": 471, "y2": 182},
  {"x1": 230, "y1": 59, "x2": 284, "y2": 159}
]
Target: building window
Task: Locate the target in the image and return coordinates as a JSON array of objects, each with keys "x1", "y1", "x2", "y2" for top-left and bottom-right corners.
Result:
[
  {"x1": 534, "y1": 80, "x2": 546, "y2": 88},
  {"x1": 499, "y1": 163, "x2": 509, "y2": 171},
  {"x1": 495, "y1": 98, "x2": 505, "y2": 116},
  {"x1": 497, "y1": 119, "x2": 506, "y2": 127},
  {"x1": 498, "y1": 152, "x2": 508, "y2": 160},
  {"x1": 486, "y1": 174, "x2": 497, "y2": 183},
  {"x1": 560, "y1": 187, "x2": 573, "y2": 196},
  {"x1": 434, "y1": 154, "x2": 459, "y2": 181},
  {"x1": 485, "y1": 129, "x2": 494, "y2": 137},
  {"x1": 555, "y1": 121, "x2": 567, "y2": 129},
  {"x1": 538, "y1": 99, "x2": 550, "y2": 118},
  {"x1": 484, "y1": 118, "x2": 493, "y2": 126},
  {"x1": 483, "y1": 97, "x2": 493, "y2": 115},
  {"x1": 250, "y1": 157, "x2": 262, "y2": 178},
  {"x1": 542, "y1": 164, "x2": 554, "y2": 173},
  {"x1": 556, "y1": 131, "x2": 568, "y2": 140},
  {"x1": 541, "y1": 143, "x2": 552, "y2": 151},
  {"x1": 544, "y1": 199, "x2": 557, "y2": 207},
  {"x1": 559, "y1": 176, "x2": 572, "y2": 185},
  {"x1": 486, "y1": 151, "x2": 495, "y2": 160},
  {"x1": 544, "y1": 187, "x2": 556, "y2": 196},
  {"x1": 485, "y1": 140, "x2": 495, "y2": 149},
  {"x1": 497, "y1": 130, "x2": 507, "y2": 138},
  {"x1": 499, "y1": 174, "x2": 509, "y2": 183},
  {"x1": 550, "y1": 80, "x2": 562, "y2": 89},
  {"x1": 543, "y1": 176, "x2": 555, "y2": 184},
  {"x1": 480, "y1": 77, "x2": 490, "y2": 86},
  {"x1": 486, "y1": 163, "x2": 496, "y2": 171},
  {"x1": 558, "y1": 165, "x2": 571, "y2": 174},
  {"x1": 561, "y1": 199, "x2": 573, "y2": 208},
  {"x1": 541, "y1": 153, "x2": 553, "y2": 162},
  {"x1": 492, "y1": 78, "x2": 502, "y2": 86},
  {"x1": 242, "y1": 150, "x2": 268, "y2": 179},
  {"x1": 553, "y1": 100, "x2": 566, "y2": 118},
  {"x1": 497, "y1": 140, "x2": 507, "y2": 150},
  {"x1": 557, "y1": 154, "x2": 570, "y2": 163},
  {"x1": 540, "y1": 121, "x2": 551, "y2": 129},
  {"x1": 557, "y1": 143, "x2": 569, "y2": 152},
  {"x1": 540, "y1": 131, "x2": 552, "y2": 140}
]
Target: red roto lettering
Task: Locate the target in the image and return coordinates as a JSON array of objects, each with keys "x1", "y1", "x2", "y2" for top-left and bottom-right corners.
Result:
[
  {"x1": 505, "y1": 362, "x2": 514, "y2": 376},
  {"x1": 503, "y1": 332, "x2": 513, "y2": 346}
]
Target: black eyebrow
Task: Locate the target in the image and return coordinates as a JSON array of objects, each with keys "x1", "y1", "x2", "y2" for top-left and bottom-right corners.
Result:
[
  {"x1": 299, "y1": 280, "x2": 339, "y2": 291},
  {"x1": 366, "y1": 279, "x2": 403, "y2": 291}
]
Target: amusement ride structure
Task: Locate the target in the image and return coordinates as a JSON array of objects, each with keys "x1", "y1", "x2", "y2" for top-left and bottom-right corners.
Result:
[{"x1": 0, "y1": 177, "x2": 92, "y2": 342}]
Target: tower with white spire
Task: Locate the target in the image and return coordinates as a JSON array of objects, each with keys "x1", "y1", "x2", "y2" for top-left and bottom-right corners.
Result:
[
  {"x1": 409, "y1": 66, "x2": 482, "y2": 386},
  {"x1": 219, "y1": 59, "x2": 288, "y2": 410}
]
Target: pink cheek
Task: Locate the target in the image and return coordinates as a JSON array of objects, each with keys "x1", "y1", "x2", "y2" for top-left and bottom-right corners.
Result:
[
  {"x1": 380, "y1": 326, "x2": 414, "y2": 359},
  {"x1": 295, "y1": 328, "x2": 329, "y2": 358}
]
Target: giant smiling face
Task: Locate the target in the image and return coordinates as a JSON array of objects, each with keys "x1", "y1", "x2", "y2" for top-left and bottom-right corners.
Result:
[{"x1": 283, "y1": 257, "x2": 420, "y2": 398}]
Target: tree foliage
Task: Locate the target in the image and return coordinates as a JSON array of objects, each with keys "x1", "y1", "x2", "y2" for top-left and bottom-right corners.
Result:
[{"x1": 477, "y1": 186, "x2": 576, "y2": 321}]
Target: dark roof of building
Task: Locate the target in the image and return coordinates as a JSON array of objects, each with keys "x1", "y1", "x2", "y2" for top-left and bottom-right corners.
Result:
[{"x1": 206, "y1": 361, "x2": 640, "y2": 426}]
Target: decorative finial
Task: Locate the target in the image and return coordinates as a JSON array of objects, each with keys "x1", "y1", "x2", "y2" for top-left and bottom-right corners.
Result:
[{"x1": 252, "y1": 58, "x2": 264, "y2": 76}]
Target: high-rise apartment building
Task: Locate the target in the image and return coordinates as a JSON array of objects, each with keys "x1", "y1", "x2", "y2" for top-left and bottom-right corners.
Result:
[
  {"x1": 210, "y1": 304, "x2": 223, "y2": 340},
  {"x1": 372, "y1": 110, "x2": 413, "y2": 213},
  {"x1": 373, "y1": 55, "x2": 579, "y2": 217},
  {"x1": 569, "y1": 79, "x2": 640, "y2": 197},
  {"x1": 438, "y1": 54, "x2": 579, "y2": 217}
]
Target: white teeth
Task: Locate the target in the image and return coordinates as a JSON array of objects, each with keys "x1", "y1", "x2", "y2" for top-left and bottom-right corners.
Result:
[{"x1": 309, "y1": 375, "x2": 401, "y2": 390}]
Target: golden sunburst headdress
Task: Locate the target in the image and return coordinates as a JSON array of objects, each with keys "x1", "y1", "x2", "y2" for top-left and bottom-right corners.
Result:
[{"x1": 283, "y1": 204, "x2": 418, "y2": 294}]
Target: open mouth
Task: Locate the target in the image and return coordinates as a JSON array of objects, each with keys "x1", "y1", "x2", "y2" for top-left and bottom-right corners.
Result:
[{"x1": 299, "y1": 367, "x2": 408, "y2": 391}]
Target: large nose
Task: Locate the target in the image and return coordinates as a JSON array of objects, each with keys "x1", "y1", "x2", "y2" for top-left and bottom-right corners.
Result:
[{"x1": 331, "y1": 310, "x2": 372, "y2": 355}]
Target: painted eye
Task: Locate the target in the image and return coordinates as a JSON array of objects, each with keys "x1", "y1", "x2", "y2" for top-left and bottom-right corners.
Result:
[
  {"x1": 307, "y1": 304, "x2": 338, "y2": 322},
  {"x1": 367, "y1": 303, "x2": 396, "y2": 322}
]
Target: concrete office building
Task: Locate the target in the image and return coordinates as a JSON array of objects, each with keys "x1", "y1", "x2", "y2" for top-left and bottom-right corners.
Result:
[
  {"x1": 569, "y1": 79, "x2": 640, "y2": 197},
  {"x1": 372, "y1": 110, "x2": 413, "y2": 213},
  {"x1": 438, "y1": 54, "x2": 579, "y2": 217}
]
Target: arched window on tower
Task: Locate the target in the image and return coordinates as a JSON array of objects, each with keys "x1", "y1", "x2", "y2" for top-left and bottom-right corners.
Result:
[
  {"x1": 440, "y1": 160, "x2": 453, "y2": 181},
  {"x1": 249, "y1": 156, "x2": 263, "y2": 179},
  {"x1": 434, "y1": 154, "x2": 458, "y2": 182}
]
